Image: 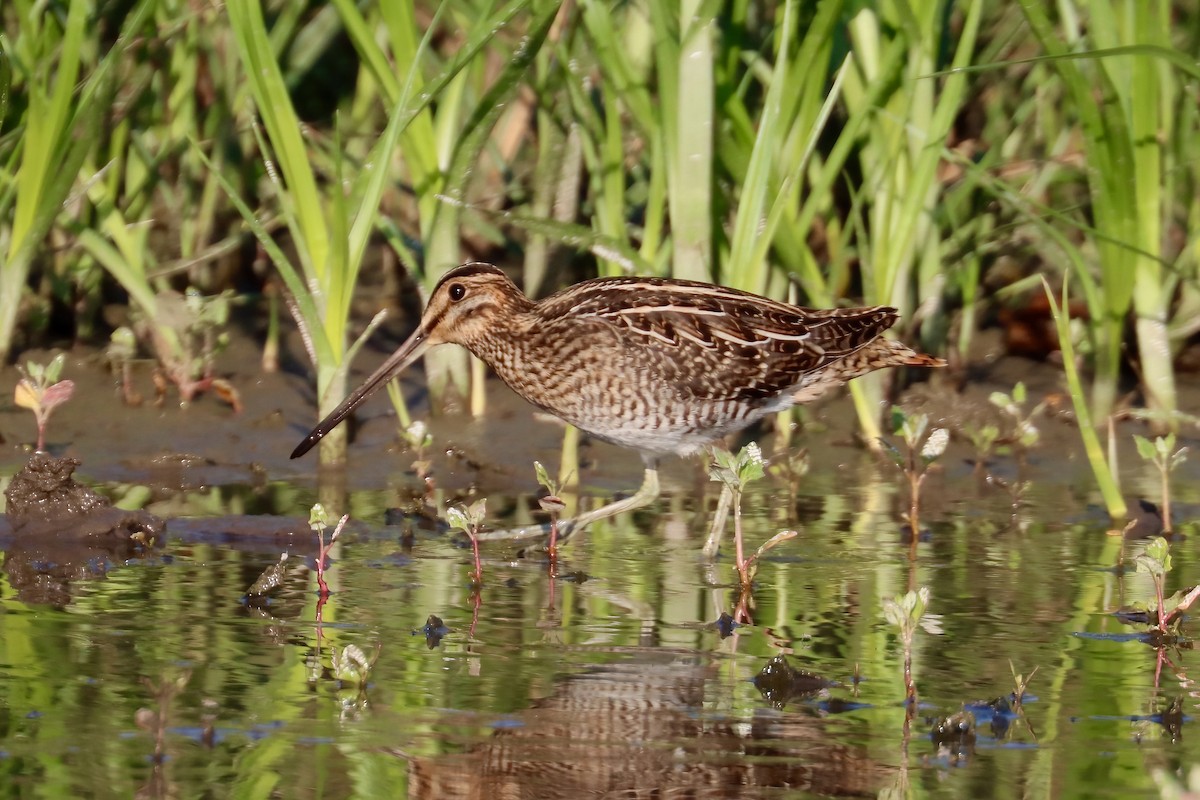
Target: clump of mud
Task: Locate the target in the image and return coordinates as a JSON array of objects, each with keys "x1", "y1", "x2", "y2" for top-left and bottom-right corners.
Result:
[
  {"x1": 3, "y1": 453, "x2": 165, "y2": 606},
  {"x1": 5, "y1": 452, "x2": 164, "y2": 539}
]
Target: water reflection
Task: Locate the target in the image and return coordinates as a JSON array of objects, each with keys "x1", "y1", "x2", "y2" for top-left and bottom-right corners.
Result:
[{"x1": 406, "y1": 650, "x2": 888, "y2": 798}]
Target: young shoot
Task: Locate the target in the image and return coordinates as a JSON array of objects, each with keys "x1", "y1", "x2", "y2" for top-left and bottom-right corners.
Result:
[
  {"x1": 310, "y1": 503, "x2": 349, "y2": 599},
  {"x1": 446, "y1": 499, "x2": 488, "y2": 587},
  {"x1": 402, "y1": 420, "x2": 434, "y2": 481},
  {"x1": 14, "y1": 354, "x2": 75, "y2": 452},
  {"x1": 534, "y1": 461, "x2": 568, "y2": 560},
  {"x1": 962, "y1": 421, "x2": 1000, "y2": 474},
  {"x1": 882, "y1": 408, "x2": 949, "y2": 539},
  {"x1": 989, "y1": 381, "x2": 1043, "y2": 457},
  {"x1": 883, "y1": 586, "x2": 941, "y2": 707},
  {"x1": 1133, "y1": 433, "x2": 1188, "y2": 534},
  {"x1": 1134, "y1": 537, "x2": 1173, "y2": 636},
  {"x1": 710, "y1": 444, "x2": 794, "y2": 588}
]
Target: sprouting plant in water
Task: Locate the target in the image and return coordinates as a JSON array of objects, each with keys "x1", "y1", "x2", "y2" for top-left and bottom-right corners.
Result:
[
  {"x1": 14, "y1": 353, "x2": 75, "y2": 452},
  {"x1": 403, "y1": 420, "x2": 434, "y2": 482},
  {"x1": 1133, "y1": 433, "x2": 1188, "y2": 535},
  {"x1": 1135, "y1": 537, "x2": 1176, "y2": 637},
  {"x1": 989, "y1": 381, "x2": 1043, "y2": 461},
  {"x1": 961, "y1": 421, "x2": 1000, "y2": 474},
  {"x1": 883, "y1": 586, "x2": 941, "y2": 709},
  {"x1": 709, "y1": 444, "x2": 796, "y2": 589},
  {"x1": 1009, "y1": 660, "x2": 1039, "y2": 711},
  {"x1": 310, "y1": 503, "x2": 349, "y2": 599},
  {"x1": 534, "y1": 460, "x2": 568, "y2": 560},
  {"x1": 105, "y1": 327, "x2": 143, "y2": 406},
  {"x1": 446, "y1": 498, "x2": 488, "y2": 587},
  {"x1": 882, "y1": 408, "x2": 949, "y2": 539}
]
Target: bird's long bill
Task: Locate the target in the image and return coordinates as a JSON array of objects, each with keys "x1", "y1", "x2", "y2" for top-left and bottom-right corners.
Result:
[{"x1": 290, "y1": 330, "x2": 429, "y2": 459}]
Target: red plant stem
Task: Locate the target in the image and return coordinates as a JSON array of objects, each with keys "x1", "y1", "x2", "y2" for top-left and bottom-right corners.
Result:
[
  {"x1": 470, "y1": 532, "x2": 483, "y2": 585},
  {"x1": 548, "y1": 515, "x2": 559, "y2": 560}
]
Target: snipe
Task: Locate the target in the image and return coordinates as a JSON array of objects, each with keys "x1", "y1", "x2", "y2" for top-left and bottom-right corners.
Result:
[{"x1": 292, "y1": 263, "x2": 944, "y2": 543}]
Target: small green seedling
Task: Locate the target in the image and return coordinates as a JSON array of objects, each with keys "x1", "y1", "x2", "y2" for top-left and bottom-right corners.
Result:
[
  {"x1": 1134, "y1": 537, "x2": 1174, "y2": 635},
  {"x1": 710, "y1": 444, "x2": 794, "y2": 588},
  {"x1": 1133, "y1": 433, "x2": 1188, "y2": 534},
  {"x1": 310, "y1": 504, "x2": 349, "y2": 599},
  {"x1": 883, "y1": 586, "x2": 939, "y2": 648},
  {"x1": 138, "y1": 288, "x2": 239, "y2": 409},
  {"x1": 883, "y1": 586, "x2": 940, "y2": 705},
  {"x1": 962, "y1": 421, "x2": 1000, "y2": 473},
  {"x1": 403, "y1": 420, "x2": 434, "y2": 481},
  {"x1": 534, "y1": 461, "x2": 568, "y2": 559},
  {"x1": 989, "y1": 381, "x2": 1043, "y2": 456},
  {"x1": 106, "y1": 327, "x2": 143, "y2": 406},
  {"x1": 882, "y1": 408, "x2": 949, "y2": 539},
  {"x1": 14, "y1": 354, "x2": 75, "y2": 452},
  {"x1": 446, "y1": 499, "x2": 488, "y2": 586}
]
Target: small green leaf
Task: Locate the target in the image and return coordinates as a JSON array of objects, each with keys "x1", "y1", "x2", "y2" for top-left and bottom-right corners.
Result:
[
  {"x1": 988, "y1": 390, "x2": 1012, "y2": 411},
  {"x1": 890, "y1": 406, "x2": 908, "y2": 435},
  {"x1": 466, "y1": 498, "x2": 488, "y2": 526},
  {"x1": 445, "y1": 505, "x2": 469, "y2": 532},
  {"x1": 45, "y1": 353, "x2": 66, "y2": 384},
  {"x1": 534, "y1": 461, "x2": 553, "y2": 493},
  {"x1": 1012, "y1": 382, "x2": 1026, "y2": 406},
  {"x1": 309, "y1": 503, "x2": 330, "y2": 529},
  {"x1": 1133, "y1": 435, "x2": 1156, "y2": 461},
  {"x1": 901, "y1": 413, "x2": 929, "y2": 449}
]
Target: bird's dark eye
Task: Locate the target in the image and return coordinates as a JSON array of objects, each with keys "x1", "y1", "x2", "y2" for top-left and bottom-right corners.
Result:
[{"x1": 449, "y1": 283, "x2": 466, "y2": 302}]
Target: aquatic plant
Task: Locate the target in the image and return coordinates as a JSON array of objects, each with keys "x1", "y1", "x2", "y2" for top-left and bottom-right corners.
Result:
[
  {"x1": 132, "y1": 289, "x2": 239, "y2": 409},
  {"x1": 446, "y1": 499, "x2": 488, "y2": 587},
  {"x1": 338, "y1": 0, "x2": 562, "y2": 414},
  {"x1": 883, "y1": 586, "x2": 938, "y2": 709},
  {"x1": 14, "y1": 353, "x2": 75, "y2": 452},
  {"x1": 962, "y1": 421, "x2": 1000, "y2": 474},
  {"x1": 310, "y1": 503, "x2": 349, "y2": 599},
  {"x1": 1133, "y1": 434, "x2": 1188, "y2": 535},
  {"x1": 1017, "y1": 1, "x2": 1200, "y2": 427},
  {"x1": 533, "y1": 461, "x2": 568, "y2": 560},
  {"x1": 217, "y1": 0, "x2": 413, "y2": 465},
  {"x1": 990, "y1": 382, "x2": 1043, "y2": 457},
  {"x1": 399, "y1": 419, "x2": 435, "y2": 483},
  {"x1": 707, "y1": 444, "x2": 796, "y2": 589},
  {"x1": 882, "y1": 408, "x2": 949, "y2": 540},
  {"x1": 1041, "y1": 277, "x2": 1126, "y2": 523}
]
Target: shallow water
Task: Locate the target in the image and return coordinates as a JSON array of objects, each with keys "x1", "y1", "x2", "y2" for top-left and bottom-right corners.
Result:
[{"x1": 1, "y1": 350, "x2": 1199, "y2": 798}]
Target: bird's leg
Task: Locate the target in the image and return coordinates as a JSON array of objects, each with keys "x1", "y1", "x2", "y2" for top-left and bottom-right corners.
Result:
[{"x1": 473, "y1": 462, "x2": 661, "y2": 545}]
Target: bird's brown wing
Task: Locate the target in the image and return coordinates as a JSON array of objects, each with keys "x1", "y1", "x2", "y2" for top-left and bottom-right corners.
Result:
[{"x1": 536, "y1": 277, "x2": 898, "y2": 402}]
